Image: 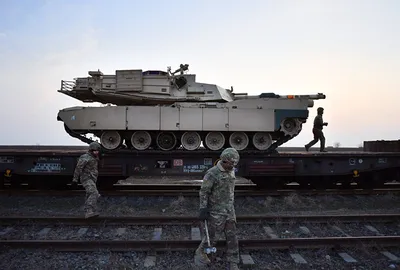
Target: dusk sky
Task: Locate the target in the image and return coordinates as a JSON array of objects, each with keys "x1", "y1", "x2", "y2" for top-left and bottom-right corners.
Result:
[{"x1": 0, "y1": 0, "x2": 399, "y2": 147}]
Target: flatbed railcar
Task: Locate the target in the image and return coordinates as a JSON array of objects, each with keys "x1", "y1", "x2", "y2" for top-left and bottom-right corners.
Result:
[{"x1": 1, "y1": 144, "x2": 399, "y2": 190}]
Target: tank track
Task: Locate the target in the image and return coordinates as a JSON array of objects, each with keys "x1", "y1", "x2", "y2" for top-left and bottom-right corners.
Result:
[{"x1": 64, "y1": 124, "x2": 298, "y2": 155}]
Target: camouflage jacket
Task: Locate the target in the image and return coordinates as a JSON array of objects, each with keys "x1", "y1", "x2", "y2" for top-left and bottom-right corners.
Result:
[
  {"x1": 73, "y1": 151, "x2": 99, "y2": 183},
  {"x1": 199, "y1": 160, "x2": 236, "y2": 217},
  {"x1": 313, "y1": 115, "x2": 324, "y2": 130}
]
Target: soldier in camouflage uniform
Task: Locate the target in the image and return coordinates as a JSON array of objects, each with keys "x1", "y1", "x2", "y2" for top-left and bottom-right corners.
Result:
[
  {"x1": 194, "y1": 148, "x2": 241, "y2": 270},
  {"x1": 305, "y1": 107, "x2": 328, "y2": 152},
  {"x1": 72, "y1": 142, "x2": 101, "y2": 218}
]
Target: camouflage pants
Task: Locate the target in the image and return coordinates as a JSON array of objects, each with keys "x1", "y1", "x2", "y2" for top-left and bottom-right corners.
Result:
[
  {"x1": 197, "y1": 213, "x2": 239, "y2": 263},
  {"x1": 305, "y1": 128, "x2": 325, "y2": 151},
  {"x1": 81, "y1": 179, "x2": 100, "y2": 213}
]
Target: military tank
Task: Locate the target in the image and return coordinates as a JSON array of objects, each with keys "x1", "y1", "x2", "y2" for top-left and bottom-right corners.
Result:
[{"x1": 57, "y1": 64, "x2": 326, "y2": 152}]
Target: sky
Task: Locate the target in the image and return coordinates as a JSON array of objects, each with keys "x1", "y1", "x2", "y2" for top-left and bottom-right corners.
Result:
[{"x1": 0, "y1": 0, "x2": 399, "y2": 147}]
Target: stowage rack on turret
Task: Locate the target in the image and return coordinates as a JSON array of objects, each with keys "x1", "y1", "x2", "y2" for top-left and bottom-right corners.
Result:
[{"x1": 57, "y1": 64, "x2": 326, "y2": 152}]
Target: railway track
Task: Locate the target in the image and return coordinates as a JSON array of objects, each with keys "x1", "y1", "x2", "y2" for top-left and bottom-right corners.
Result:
[
  {"x1": 1, "y1": 214, "x2": 400, "y2": 268},
  {"x1": 1, "y1": 213, "x2": 399, "y2": 225},
  {"x1": 1, "y1": 213, "x2": 399, "y2": 252}
]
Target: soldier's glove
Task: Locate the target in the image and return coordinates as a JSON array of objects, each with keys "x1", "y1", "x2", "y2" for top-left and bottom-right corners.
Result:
[
  {"x1": 323, "y1": 122, "x2": 328, "y2": 126},
  {"x1": 199, "y1": 207, "x2": 210, "y2": 220}
]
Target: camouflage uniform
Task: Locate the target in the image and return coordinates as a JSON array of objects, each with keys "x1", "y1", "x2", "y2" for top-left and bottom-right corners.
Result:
[
  {"x1": 305, "y1": 107, "x2": 328, "y2": 152},
  {"x1": 194, "y1": 148, "x2": 240, "y2": 270},
  {"x1": 72, "y1": 142, "x2": 101, "y2": 218}
]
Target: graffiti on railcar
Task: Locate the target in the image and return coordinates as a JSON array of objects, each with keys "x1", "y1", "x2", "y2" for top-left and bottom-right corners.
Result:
[
  {"x1": 0, "y1": 156, "x2": 15, "y2": 163},
  {"x1": 38, "y1": 157, "x2": 61, "y2": 162},
  {"x1": 204, "y1": 158, "x2": 213, "y2": 166},
  {"x1": 133, "y1": 164, "x2": 149, "y2": 172},
  {"x1": 27, "y1": 162, "x2": 65, "y2": 173},
  {"x1": 183, "y1": 164, "x2": 210, "y2": 173},
  {"x1": 378, "y1": 158, "x2": 387, "y2": 164},
  {"x1": 26, "y1": 156, "x2": 67, "y2": 173}
]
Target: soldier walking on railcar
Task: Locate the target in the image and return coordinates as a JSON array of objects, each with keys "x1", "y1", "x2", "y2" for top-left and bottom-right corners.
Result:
[
  {"x1": 194, "y1": 148, "x2": 241, "y2": 270},
  {"x1": 305, "y1": 107, "x2": 328, "y2": 152},
  {"x1": 72, "y1": 142, "x2": 101, "y2": 218}
]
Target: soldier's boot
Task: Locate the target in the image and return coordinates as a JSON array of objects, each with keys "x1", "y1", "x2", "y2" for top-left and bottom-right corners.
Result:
[
  {"x1": 304, "y1": 144, "x2": 310, "y2": 151},
  {"x1": 85, "y1": 210, "x2": 99, "y2": 219},
  {"x1": 194, "y1": 248, "x2": 211, "y2": 266},
  {"x1": 227, "y1": 262, "x2": 240, "y2": 270},
  {"x1": 320, "y1": 145, "x2": 327, "y2": 152}
]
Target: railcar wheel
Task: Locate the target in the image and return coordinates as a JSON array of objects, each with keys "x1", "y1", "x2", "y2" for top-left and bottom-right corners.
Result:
[
  {"x1": 205, "y1": 132, "x2": 225, "y2": 151},
  {"x1": 181, "y1": 131, "x2": 201, "y2": 150},
  {"x1": 131, "y1": 131, "x2": 152, "y2": 150},
  {"x1": 156, "y1": 132, "x2": 177, "y2": 151},
  {"x1": 252, "y1": 132, "x2": 273, "y2": 150},
  {"x1": 100, "y1": 131, "x2": 122, "y2": 150},
  {"x1": 229, "y1": 132, "x2": 249, "y2": 151}
]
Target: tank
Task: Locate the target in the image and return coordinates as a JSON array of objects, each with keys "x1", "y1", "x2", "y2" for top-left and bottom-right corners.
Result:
[{"x1": 57, "y1": 64, "x2": 326, "y2": 152}]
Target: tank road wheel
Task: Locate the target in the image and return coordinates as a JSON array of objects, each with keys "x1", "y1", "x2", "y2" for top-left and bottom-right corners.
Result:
[
  {"x1": 205, "y1": 132, "x2": 225, "y2": 151},
  {"x1": 181, "y1": 131, "x2": 201, "y2": 151},
  {"x1": 100, "y1": 131, "x2": 122, "y2": 150},
  {"x1": 156, "y1": 132, "x2": 177, "y2": 151},
  {"x1": 252, "y1": 132, "x2": 273, "y2": 150},
  {"x1": 131, "y1": 131, "x2": 152, "y2": 150},
  {"x1": 229, "y1": 132, "x2": 249, "y2": 151},
  {"x1": 280, "y1": 118, "x2": 302, "y2": 137}
]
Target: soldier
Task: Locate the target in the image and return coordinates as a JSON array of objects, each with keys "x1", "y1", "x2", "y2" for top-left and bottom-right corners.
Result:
[
  {"x1": 194, "y1": 148, "x2": 240, "y2": 270},
  {"x1": 72, "y1": 142, "x2": 101, "y2": 218},
  {"x1": 305, "y1": 107, "x2": 328, "y2": 152}
]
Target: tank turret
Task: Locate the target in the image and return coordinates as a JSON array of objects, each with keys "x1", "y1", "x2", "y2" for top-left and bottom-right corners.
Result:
[
  {"x1": 58, "y1": 64, "x2": 236, "y2": 106},
  {"x1": 57, "y1": 64, "x2": 326, "y2": 152}
]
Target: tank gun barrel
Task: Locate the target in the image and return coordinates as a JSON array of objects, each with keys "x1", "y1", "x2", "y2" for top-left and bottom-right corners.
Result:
[{"x1": 278, "y1": 93, "x2": 326, "y2": 100}]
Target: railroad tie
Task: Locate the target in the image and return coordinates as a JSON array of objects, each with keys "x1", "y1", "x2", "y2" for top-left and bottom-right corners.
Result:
[
  {"x1": 290, "y1": 253, "x2": 307, "y2": 264},
  {"x1": 381, "y1": 251, "x2": 400, "y2": 262},
  {"x1": 338, "y1": 252, "x2": 357, "y2": 263},
  {"x1": 77, "y1": 228, "x2": 88, "y2": 237},
  {"x1": 263, "y1": 226, "x2": 278, "y2": 239},
  {"x1": 37, "y1": 228, "x2": 51, "y2": 238},
  {"x1": 240, "y1": 254, "x2": 255, "y2": 267},
  {"x1": 330, "y1": 225, "x2": 351, "y2": 237},
  {"x1": 0, "y1": 227, "x2": 13, "y2": 236},
  {"x1": 298, "y1": 226, "x2": 311, "y2": 235},
  {"x1": 144, "y1": 255, "x2": 157, "y2": 268},
  {"x1": 191, "y1": 227, "x2": 201, "y2": 241},
  {"x1": 115, "y1": 227, "x2": 127, "y2": 238},
  {"x1": 152, "y1": 228, "x2": 162, "y2": 240},
  {"x1": 364, "y1": 225, "x2": 382, "y2": 236}
]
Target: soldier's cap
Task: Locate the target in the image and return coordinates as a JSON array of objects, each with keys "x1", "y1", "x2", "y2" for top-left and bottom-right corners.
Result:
[
  {"x1": 317, "y1": 107, "x2": 324, "y2": 111},
  {"x1": 220, "y1": 147, "x2": 240, "y2": 165}
]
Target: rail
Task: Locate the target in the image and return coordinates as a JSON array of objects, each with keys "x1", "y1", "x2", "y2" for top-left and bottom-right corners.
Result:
[
  {"x1": 1, "y1": 213, "x2": 399, "y2": 225},
  {"x1": 1, "y1": 237, "x2": 399, "y2": 251}
]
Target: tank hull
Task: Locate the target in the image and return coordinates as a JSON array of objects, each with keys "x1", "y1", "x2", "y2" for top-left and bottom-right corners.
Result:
[{"x1": 57, "y1": 98, "x2": 314, "y2": 152}]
